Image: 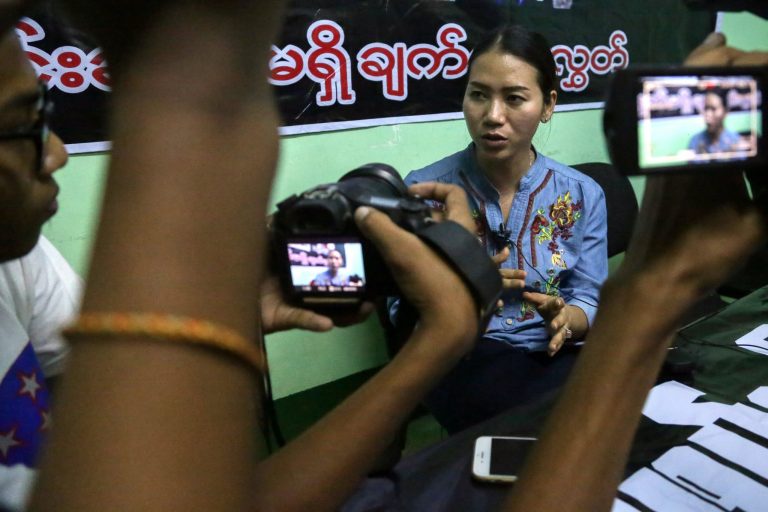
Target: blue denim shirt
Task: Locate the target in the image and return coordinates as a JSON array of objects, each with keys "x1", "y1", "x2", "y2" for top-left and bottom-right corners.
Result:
[
  {"x1": 688, "y1": 129, "x2": 740, "y2": 154},
  {"x1": 400, "y1": 144, "x2": 608, "y2": 352}
]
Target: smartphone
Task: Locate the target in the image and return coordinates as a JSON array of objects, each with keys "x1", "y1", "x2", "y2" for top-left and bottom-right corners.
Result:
[
  {"x1": 603, "y1": 66, "x2": 768, "y2": 175},
  {"x1": 472, "y1": 436, "x2": 537, "y2": 483}
]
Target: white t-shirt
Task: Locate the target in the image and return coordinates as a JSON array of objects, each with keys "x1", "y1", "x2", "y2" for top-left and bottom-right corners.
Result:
[
  {"x1": 0, "y1": 236, "x2": 82, "y2": 511},
  {"x1": 0, "y1": 236, "x2": 81, "y2": 378}
]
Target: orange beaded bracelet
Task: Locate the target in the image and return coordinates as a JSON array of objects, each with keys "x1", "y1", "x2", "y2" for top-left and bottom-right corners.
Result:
[{"x1": 63, "y1": 312, "x2": 265, "y2": 374}]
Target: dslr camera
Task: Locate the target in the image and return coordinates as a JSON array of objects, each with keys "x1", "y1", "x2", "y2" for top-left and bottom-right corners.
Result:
[
  {"x1": 270, "y1": 163, "x2": 434, "y2": 310},
  {"x1": 271, "y1": 163, "x2": 503, "y2": 321}
]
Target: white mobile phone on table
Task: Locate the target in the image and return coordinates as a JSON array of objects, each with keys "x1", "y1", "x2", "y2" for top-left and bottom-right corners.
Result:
[{"x1": 472, "y1": 436, "x2": 537, "y2": 483}]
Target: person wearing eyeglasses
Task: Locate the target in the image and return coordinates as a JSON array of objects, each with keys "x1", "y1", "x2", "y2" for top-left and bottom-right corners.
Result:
[
  {"x1": 8, "y1": 1, "x2": 766, "y2": 511},
  {"x1": 0, "y1": 58, "x2": 67, "y2": 258},
  {"x1": 0, "y1": 27, "x2": 78, "y2": 512},
  {"x1": 18, "y1": 2, "x2": 485, "y2": 512}
]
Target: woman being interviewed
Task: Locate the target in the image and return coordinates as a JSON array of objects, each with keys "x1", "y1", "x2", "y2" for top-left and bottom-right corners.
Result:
[{"x1": 398, "y1": 25, "x2": 608, "y2": 433}]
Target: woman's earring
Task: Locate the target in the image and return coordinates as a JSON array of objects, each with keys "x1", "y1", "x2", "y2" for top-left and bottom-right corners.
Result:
[{"x1": 541, "y1": 117, "x2": 549, "y2": 123}]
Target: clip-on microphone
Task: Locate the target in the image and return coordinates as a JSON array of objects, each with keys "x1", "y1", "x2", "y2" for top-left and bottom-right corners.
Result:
[{"x1": 491, "y1": 223, "x2": 513, "y2": 251}]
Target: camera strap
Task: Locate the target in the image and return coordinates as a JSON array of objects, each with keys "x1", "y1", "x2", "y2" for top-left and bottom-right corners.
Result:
[{"x1": 415, "y1": 220, "x2": 503, "y2": 330}]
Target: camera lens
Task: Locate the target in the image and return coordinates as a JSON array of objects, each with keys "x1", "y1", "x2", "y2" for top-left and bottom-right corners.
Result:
[{"x1": 338, "y1": 163, "x2": 408, "y2": 199}]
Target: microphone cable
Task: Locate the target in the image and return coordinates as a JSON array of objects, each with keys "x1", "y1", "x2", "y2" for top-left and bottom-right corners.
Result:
[{"x1": 490, "y1": 223, "x2": 599, "y2": 309}]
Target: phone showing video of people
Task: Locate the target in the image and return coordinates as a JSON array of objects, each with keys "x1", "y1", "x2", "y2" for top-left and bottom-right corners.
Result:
[
  {"x1": 286, "y1": 240, "x2": 366, "y2": 296},
  {"x1": 637, "y1": 75, "x2": 763, "y2": 169}
]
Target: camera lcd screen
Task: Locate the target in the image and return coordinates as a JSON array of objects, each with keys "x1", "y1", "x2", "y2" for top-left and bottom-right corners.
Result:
[
  {"x1": 286, "y1": 239, "x2": 367, "y2": 296},
  {"x1": 637, "y1": 74, "x2": 763, "y2": 169}
]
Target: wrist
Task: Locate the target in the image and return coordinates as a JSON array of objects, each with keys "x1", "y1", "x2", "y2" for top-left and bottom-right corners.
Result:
[
  {"x1": 409, "y1": 312, "x2": 477, "y2": 364},
  {"x1": 564, "y1": 304, "x2": 588, "y2": 338},
  {"x1": 600, "y1": 272, "x2": 698, "y2": 337}
]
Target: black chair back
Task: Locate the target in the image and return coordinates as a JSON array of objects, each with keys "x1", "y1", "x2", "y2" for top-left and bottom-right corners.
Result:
[
  {"x1": 572, "y1": 162, "x2": 733, "y2": 321},
  {"x1": 571, "y1": 162, "x2": 638, "y2": 258}
]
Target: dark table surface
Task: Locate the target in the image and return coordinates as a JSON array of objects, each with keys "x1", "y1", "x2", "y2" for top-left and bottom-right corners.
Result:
[{"x1": 342, "y1": 286, "x2": 768, "y2": 512}]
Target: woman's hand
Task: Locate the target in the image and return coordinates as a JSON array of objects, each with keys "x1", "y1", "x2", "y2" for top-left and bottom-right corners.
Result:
[{"x1": 521, "y1": 292, "x2": 573, "y2": 356}]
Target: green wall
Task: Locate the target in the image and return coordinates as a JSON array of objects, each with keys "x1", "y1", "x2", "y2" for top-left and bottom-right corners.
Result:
[{"x1": 41, "y1": 12, "x2": 768, "y2": 398}]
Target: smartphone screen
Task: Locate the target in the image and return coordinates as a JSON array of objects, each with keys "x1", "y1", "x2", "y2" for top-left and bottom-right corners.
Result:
[
  {"x1": 473, "y1": 436, "x2": 537, "y2": 482},
  {"x1": 286, "y1": 238, "x2": 367, "y2": 301},
  {"x1": 489, "y1": 437, "x2": 536, "y2": 476},
  {"x1": 636, "y1": 74, "x2": 763, "y2": 169}
]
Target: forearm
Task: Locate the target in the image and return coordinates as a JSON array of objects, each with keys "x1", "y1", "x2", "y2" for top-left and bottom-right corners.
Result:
[
  {"x1": 250, "y1": 192, "x2": 482, "y2": 511},
  {"x1": 30, "y1": 338, "x2": 260, "y2": 512},
  {"x1": 83, "y1": 102, "x2": 277, "y2": 332},
  {"x1": 30, "y1": 2, "x2": 286, "y2": 511},
  {"x1": 251, "y1": 324, "x2": 466, "y2": 512},
  {"x1": 505, "y1": 275, "x2": 698, "y2": 512},
  {"x1": 79, "y1": 4, "x2": 284, "y2": 334}
]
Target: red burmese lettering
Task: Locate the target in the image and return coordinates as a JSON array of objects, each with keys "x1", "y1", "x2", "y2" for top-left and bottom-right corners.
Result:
[
  {"x1": 88, "y1": 50, "x2": 111, "y2": 90},
  {"x1": 407, "y1": 45, "x2": 440, "y2": 79},
  {"x1": 552, "y1": 30, "x2": 629, "y2": 93},
  {"x1": 357, "y1": 43, "x2": 407, "y2": 100},
  {"x1": 306, "y1": 20, "x2": 356, "y2": 106},
  {"x1": 434, "y1": 24, "x2": 469, "y2": 79},
  {"x1": 17, "y1": 17, "x2": 113, "y2": 93},
  {"x1": 269, "y1": 44, "x2": 306, "y2": 86},
  {"x1": 57, "y1": 50, "x2": 82, "y2": 68},
  {"x1": 356, "y1": 22, "x2": 469, "y2": 103},
  {"x1": 50, "y1": 46, "x2": 90, "y2": 93}
]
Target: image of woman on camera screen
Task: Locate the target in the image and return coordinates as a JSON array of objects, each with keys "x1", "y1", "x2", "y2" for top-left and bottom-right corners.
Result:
[
  {"x1": 687, "y1": 87, "x2": 742, "y2": 155},
  {"x1": 310, "y1": 246, "x2": 364, "y2": 288},
  {"x1": 391, "y1": 24, "x2": 608, "y2": 433}
]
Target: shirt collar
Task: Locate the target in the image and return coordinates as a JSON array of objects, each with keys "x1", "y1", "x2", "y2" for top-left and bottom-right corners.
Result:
[{"x1": 460, "y1": 144, "x2": 546, "y2": 200}]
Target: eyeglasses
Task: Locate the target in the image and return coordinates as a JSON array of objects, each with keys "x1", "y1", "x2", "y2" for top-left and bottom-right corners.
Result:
[{"x1": 0, "y1": 80, "x2": 53, "y2": 173}]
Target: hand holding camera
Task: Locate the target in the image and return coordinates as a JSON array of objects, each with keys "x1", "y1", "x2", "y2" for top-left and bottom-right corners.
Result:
[
  {"x1": 407, "y1": 181, "x2": 478, "y2": 233},
  {"x1": 270, "y1": 164, "x2": 502, "y2": 333},
  {"x1": 603, "y1": 31, "x2": 768, "y2": 331},
  {"x1": 352, "y1": 197, "x2": 479, "y2": 352},
  {"x1": 270, "y1": 164, "x2": 434, "y2": 310},
  {"x1": 258, "y1": 274, "x2": 374, "y2": 334}
]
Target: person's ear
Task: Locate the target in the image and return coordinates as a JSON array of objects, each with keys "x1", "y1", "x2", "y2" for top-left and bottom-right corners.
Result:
[{"x1": 541, "y1": 90, "x2": 557, "y2": 123}]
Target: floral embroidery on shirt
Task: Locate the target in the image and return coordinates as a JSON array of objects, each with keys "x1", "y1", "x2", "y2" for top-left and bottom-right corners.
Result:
[
  {"x1": 519, "y1": 193, "x2": 582, "y2": 323},
  {"x1": 517, "y1": 302, "x2": 536, "y2": 322},
  {"x1": 551, "y1": 252, "x2": 567, "y2": 270},
  {"x1": 515, "y1": 281, "x2": 539, "y2": 322},
  {"x1": 532, "y1": 191, "x2": 582, "y2": 257},
  {"x1": 543, "y1": 269, "x2": 561, "y2": 296}
]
